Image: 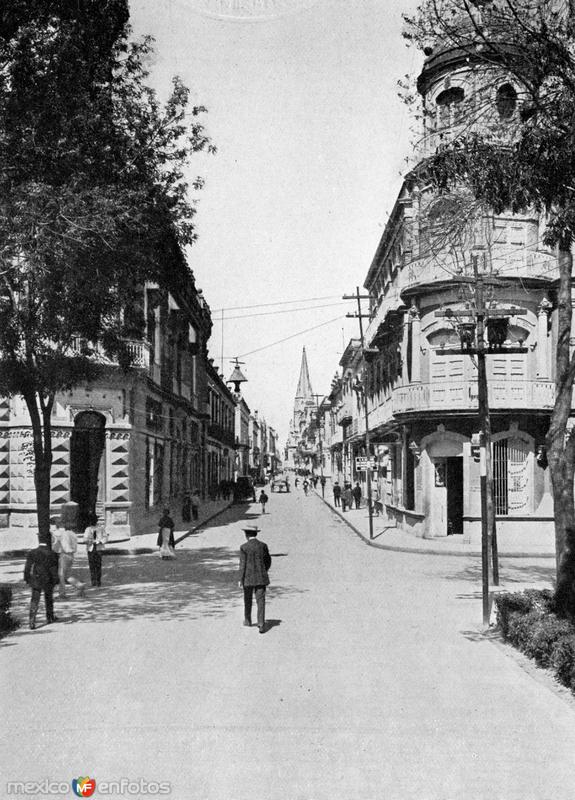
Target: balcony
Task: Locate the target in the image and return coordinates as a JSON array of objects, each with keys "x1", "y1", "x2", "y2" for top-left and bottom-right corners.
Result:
[
  {"x1": 344, "y1": 379, "x2": 556, "y2": 439},
  {"x1": 71, "y1": 337, "x2": 151, "y2": 369},
  {"x1": 391, "y1": 379, "x2": 554, "y2": 416}
]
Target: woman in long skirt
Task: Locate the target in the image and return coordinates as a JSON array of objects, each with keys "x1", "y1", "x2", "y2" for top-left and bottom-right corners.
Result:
[{"x1": 157, "y1": 508, "x2": 176, "y2": 559}]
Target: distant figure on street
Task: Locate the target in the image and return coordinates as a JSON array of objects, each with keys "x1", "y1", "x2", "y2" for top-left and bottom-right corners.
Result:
[
  {"x1": 182, "y1": 492, "x2": 191, "y2": 523},
  {"x1": 52, "y1": 523, "x2": 85, "y2": 599},
  {"x1": 238, "y1": 525, "x2": 272, "y2": 633},
  {"x1": 23, "y1": 543, "x2": 59, "y2": 629},
  {"x1": 84, "y1": 514, "x2": 108, "y2": 587},
  {"x1": 157, "y1": 508, "x2": 176, "y2": 559},
  {"x1": 303, "y1": 479, "x2": 309, "y2": 496},
  {"x1": 191, "y1": 490, "x2": 201, "y2": 521},
  {"x1": 352, "y1": 482, "x2": 362, "y2": 510},
  {"x1": 259, "y1": 489, "x2": 269, "y2": 514},
  {"x1": 371, "y1": 485, "x2": 383, "y2": 516},
  {"x1": 333, "y1": 481, "x2": 342, "y2": 507},
  {"x1": 312, "y1": 476, "x2": 318, "y2": 489},
  {"x1": 294, "y1": 477, "x2": 299, "y2": 489},
  {"x1": 342, "y1": 484, "x2": 353, "y2": 512}
]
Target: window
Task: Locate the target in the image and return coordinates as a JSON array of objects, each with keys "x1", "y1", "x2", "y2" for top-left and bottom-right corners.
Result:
[
  {"x1": 436, "y1": 87, "x2": 465, "y2": 128},
  {"x1": 496, "y1": 83, "x2": 517, "y2": 120}
]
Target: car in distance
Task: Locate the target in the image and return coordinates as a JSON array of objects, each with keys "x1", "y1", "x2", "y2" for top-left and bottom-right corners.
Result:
[
  {"x1": 234, "y1": 476, "x2": 255, "y2": 501},
  {"x1": 270, "y1": 474, "x2": 290, "y2": 493}
]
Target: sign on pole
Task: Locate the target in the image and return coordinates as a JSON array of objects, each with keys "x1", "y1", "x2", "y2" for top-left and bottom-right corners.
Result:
[{"x1": 355, "y1": 457, "x2": 376, "y2": 471}]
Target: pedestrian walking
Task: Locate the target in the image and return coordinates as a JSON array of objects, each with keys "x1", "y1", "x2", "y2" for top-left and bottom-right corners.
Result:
[
  {"x1": 333, "y1": 481, "x2": 342, "y2": 507},
  {"x1": 191, "y1": 490, "x2": 201, "y2": 521},
  {"x1": 23, "y1": 543, "x2": 59, "y2": 629},
  {"x1": 84, "y1": 514, "x2": 108, "y2": 587},
  {"x1": 342, "y1": 484, "x2": 353, "y2": 512},
  {"x1": 371, "y1": 485, "x2": 383, "y2": 516},
  {"x1": 303, "y1": 479, "x2": 309, "y2": 496},
  {"x1": 52, "y1": 523, "x2": 85, "y2": 598},
  {"x1": 157, "y1": 508, "x2": 176, "y2": 559},
  {"x1": 238, "y1": 525, "x2": 272, "y2": 633},
  {"x1": 294, "y1": 477, "x2": 299, "y2": 489},
  {"x1": 259, "y1": 489, "x2": 269, "y2": 514},
  {"x1": 352, "y1": 481, "x2": 362, "y2": 510}
]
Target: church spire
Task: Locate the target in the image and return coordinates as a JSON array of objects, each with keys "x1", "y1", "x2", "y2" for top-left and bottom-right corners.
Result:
[{"x1": 295, "y1": 347, "x2": 313, "y2": 400}]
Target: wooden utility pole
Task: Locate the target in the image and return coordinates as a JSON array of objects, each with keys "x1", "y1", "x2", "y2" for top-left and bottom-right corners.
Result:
[
  {"x1": 311, "y1": 393, "x2": 326, "y2": 498},
  {"x1": 436, "y1": 257, "x2": 527, "y2": 624},
  {"x1": 343, "y1": 287, "x2": 374, "y2": 540}
]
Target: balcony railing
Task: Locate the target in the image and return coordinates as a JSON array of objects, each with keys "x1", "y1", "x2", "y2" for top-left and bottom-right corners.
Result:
[
  {"x1": 343, "y1": 379, "x2": 556, "y2": 440},
  {"x1": 70, "y1": 337, "x2": 151, "y2": 369}
]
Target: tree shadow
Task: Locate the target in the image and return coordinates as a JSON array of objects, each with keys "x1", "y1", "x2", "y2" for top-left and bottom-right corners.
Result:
[
  {"x1": 6, "y1": 546, "x2": 306, "y2": 628},
  {"x1": 435, "y1": 559, "x2": 556, "y2": 589}
]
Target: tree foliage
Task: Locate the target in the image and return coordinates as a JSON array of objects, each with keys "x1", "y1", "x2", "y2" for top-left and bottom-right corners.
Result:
[
  {"x1": 404, "y1": 0, "x2": 575, "y2": 616},
  {"x1": 0, "y1": 0, "x2": 215, "y2": 540}
]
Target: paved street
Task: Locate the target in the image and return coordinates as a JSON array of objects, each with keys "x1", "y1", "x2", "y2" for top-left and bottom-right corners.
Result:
[{"x1": 1, "y1": 490, "x2": 574, "y2": 800}]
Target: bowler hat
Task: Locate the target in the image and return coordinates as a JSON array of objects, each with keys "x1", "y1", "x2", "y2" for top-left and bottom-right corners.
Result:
[{"x1": 242, "y1": 525, "x2": 260, "y2": 535}]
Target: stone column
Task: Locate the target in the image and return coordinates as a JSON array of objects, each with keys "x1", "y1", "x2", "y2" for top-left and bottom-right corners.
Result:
[
  {"x1": 537, "y1": 298, "x2": 552, "y2": 378},
  {"x1": 410, "y1": 305, "x2": 421, "y2": 383}
]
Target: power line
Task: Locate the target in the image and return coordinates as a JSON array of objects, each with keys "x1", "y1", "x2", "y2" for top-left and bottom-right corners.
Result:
[
  {"x1": 233, "y1": 315, "x2": 345, "y2": 359},
  {"x1": 211, "y1": 294, "x2": 343, "y2": 313},
  {"x1": 224, "y1": 301, "x2": 347, "y2": 321}
]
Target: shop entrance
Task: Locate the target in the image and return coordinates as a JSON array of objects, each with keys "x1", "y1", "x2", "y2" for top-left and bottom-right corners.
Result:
[
  {"x1": 446, "y1": 456, "x2": 463, "y2": 535},
  {"x1": 70, "y1": 411, "x2": 106, "y2": 530}
]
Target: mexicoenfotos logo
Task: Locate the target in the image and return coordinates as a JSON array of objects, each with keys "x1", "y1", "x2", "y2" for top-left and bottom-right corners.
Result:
[{"x1": 72, "y1": 777, "x2": 96, "y2": 797}]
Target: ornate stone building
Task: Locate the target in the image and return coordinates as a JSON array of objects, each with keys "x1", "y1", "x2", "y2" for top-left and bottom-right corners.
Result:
[
  {"x1": 353, "y1": 29, "x2": 557, "y2": 546},
  {"x1": 1, "y1": 248, "x2": 213, "y2": 539}
]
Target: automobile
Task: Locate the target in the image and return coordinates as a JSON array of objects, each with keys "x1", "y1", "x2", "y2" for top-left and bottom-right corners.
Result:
[
  {"x1": 234, "y1": 476, "x2": 255, "y2": 501},
  {"x1": 270, "y1": 474, "x2": 290, "y2": 493}
]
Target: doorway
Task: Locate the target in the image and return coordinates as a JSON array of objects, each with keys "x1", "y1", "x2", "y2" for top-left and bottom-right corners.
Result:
[
  {"x1": 70, "y1": 411, "x2": 106, "y2": 531},
  {"x1": 446, "y1": 457, "x2": 463, "y2": 535}
]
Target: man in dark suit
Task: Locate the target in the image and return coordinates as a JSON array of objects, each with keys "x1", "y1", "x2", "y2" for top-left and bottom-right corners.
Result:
[
  {"x1": 23, "y1": 543, "x2": 59, "y2": 630},
  {"x1": 238, "y1": 525, "x2": 271, "y2": 634}
]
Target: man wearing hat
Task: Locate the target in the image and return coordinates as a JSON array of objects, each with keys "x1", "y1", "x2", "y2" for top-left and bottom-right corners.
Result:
[{"x1": 238, "y1": 525, "x2": 272, "y2": 633}]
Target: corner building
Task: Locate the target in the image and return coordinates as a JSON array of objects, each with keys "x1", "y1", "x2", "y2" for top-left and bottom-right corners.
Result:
[
  {"x1": 358, "y1": 38, "x2": 559, "y2": 548},
  {"x1": 0, "y1": 245, "x2": 212, "y2": 540}
]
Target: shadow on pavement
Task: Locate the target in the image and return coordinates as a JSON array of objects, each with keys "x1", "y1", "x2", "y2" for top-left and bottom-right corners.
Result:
[
  {"x1": 7, "y1": 546, "x2": 306, "y2": 629},
  {"x1": 436, "y1": 560, "x2": 556, "y2": 588}
]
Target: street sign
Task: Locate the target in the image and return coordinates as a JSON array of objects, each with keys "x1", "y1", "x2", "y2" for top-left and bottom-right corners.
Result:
[{"x1": 355, "y1": 457, "x2": 376, "y2": 471}]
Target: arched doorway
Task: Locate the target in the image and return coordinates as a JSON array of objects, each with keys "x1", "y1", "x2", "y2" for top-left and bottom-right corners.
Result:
[{"x1": 70, "y1": 411, "x2": 106, "y2": 530}]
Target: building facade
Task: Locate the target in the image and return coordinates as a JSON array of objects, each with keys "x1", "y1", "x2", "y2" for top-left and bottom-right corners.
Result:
[
  {"x1": 0, "y1": 247, "x2": 214, "y2": 539},
  {"x1": 205, "y1": 359, "x2": 236, "y2": 496},
  {"x1": 348, "y1": 39, "x2": 558, "y2": 547}
]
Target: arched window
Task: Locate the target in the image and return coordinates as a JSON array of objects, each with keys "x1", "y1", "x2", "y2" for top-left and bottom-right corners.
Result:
[{"x1": 496, "y1": 83, "x2": 517, "y2": 120}]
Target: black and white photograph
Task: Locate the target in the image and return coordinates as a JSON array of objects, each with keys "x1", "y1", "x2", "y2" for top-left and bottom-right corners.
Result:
[{"x1": 2, "y1": 0, "x2": 575, "y2": 797}]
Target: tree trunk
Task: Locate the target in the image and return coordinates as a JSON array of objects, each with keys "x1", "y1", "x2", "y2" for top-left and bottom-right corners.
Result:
[
  {"x1": 547, "y1": 240, "x2": 575, "y2": 616},
  {"x1": 23, "y1": 390, "x2": 54, "y2": 547}
]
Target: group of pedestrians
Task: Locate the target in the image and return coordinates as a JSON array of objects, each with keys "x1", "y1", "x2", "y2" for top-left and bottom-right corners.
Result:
[
  {"x1": 332, "y1": 481, "x2": 363, "y2": 511},
  {"x1": 23, "y1": 517, "x2": 108, "y2": 630}
]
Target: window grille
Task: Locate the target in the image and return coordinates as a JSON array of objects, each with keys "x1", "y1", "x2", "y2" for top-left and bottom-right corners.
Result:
[{"x1": 493, "y1": 437, "x2": 530, "y2": 515}]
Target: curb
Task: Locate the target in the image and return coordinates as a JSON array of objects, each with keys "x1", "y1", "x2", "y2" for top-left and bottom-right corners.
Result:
[
  {"x1": 317, "y1": 493, "x2": 555, "y2": 559},
  {"x1": 0, "y1": 502, "x2": 234, "y2": 560}
]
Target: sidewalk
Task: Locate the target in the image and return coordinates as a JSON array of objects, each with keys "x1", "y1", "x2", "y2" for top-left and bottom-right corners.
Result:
[
  {"x1": 316, "y1": 489, "x2": 556, "y2": 559},
  {"x1": 0, "y1": 498, "x2": 233, "y2": 559}
]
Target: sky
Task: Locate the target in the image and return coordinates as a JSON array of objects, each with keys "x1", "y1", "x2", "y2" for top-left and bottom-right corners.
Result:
[{"x1": 129, "y1": 0, "x2": 423, "y2": 444}]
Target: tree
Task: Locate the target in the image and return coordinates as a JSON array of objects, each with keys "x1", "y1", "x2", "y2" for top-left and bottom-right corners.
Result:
[
  {"x1": 0, "y1": 1, "x2": 215, "y2": 544},
  {"x1": 403, "y1": 0, "x2": 575, "y2": 616}
]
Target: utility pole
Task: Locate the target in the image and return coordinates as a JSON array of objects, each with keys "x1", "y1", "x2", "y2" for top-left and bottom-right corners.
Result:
[
  {"x1": 311, "y1": 393, "x2": 326, "y2": 498},
  {"x1": 343, "y1": 287, "x2": 375, "y2": 540},
  {"x1": 436, "y1": 255, "x2": 527, "y2": 624}
]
